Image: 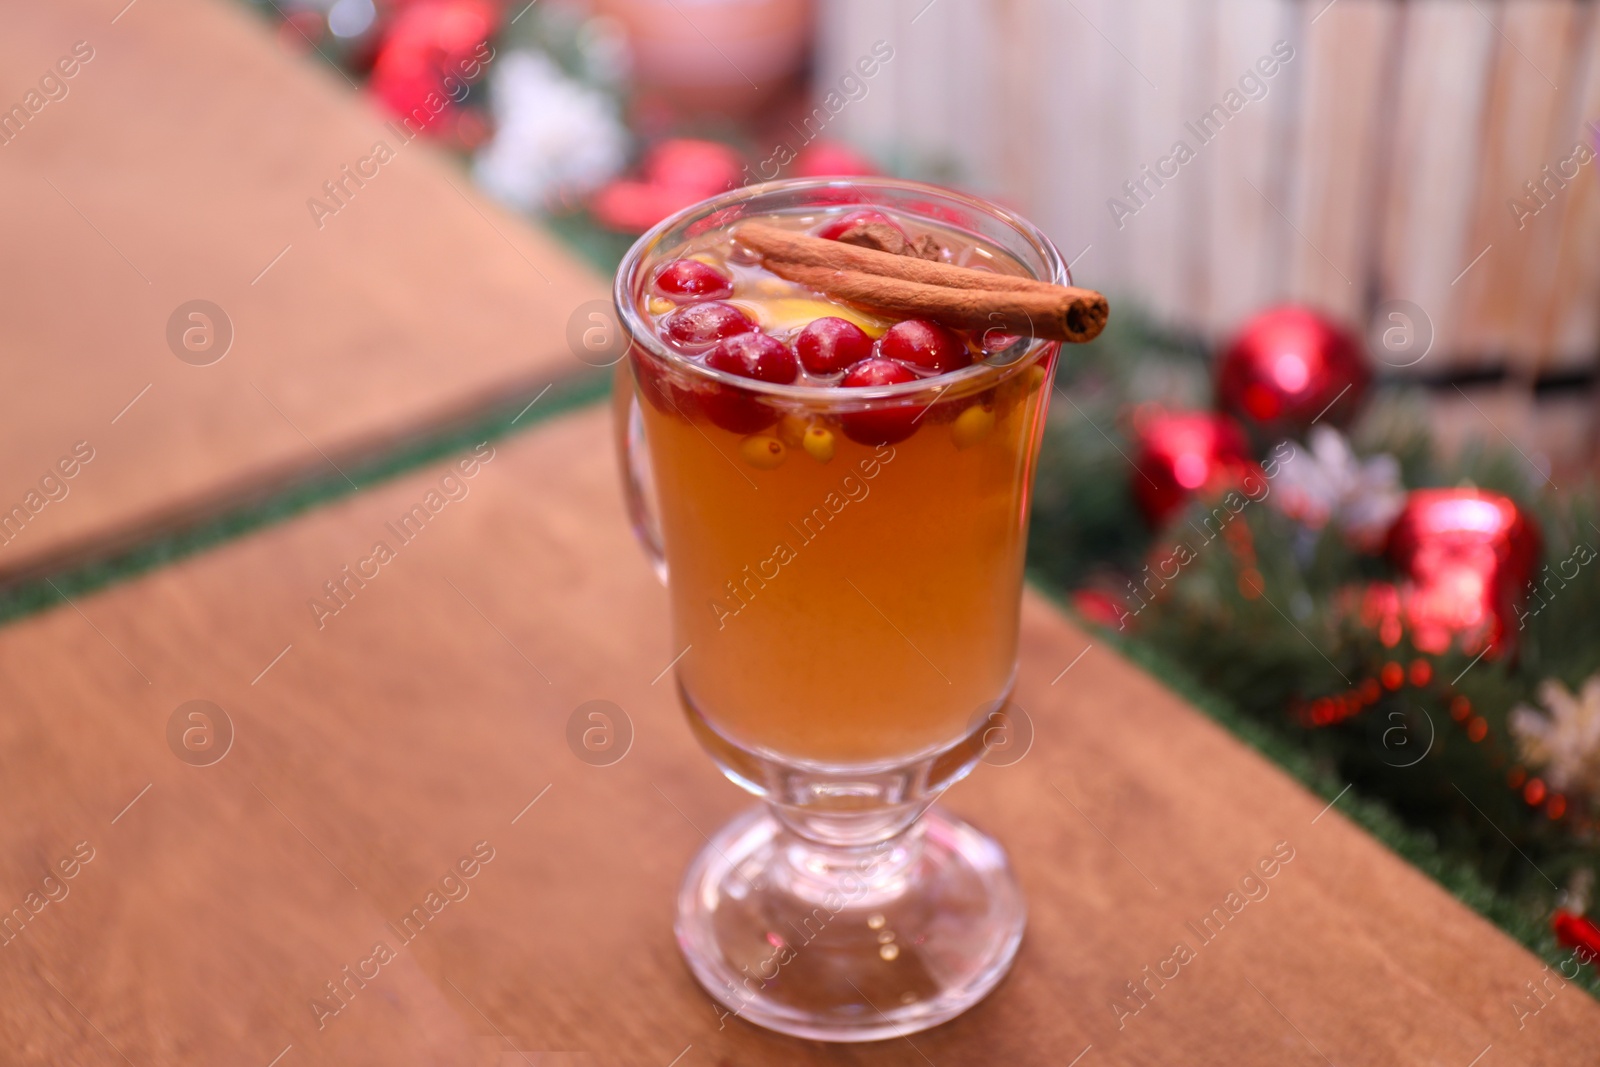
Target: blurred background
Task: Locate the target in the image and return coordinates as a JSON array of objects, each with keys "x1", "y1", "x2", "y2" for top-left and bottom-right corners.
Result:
[{"x1": 250, "y1": 0, "x2": 1600, "y2": 477}]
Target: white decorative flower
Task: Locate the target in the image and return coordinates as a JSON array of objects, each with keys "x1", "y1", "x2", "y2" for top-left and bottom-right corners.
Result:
[
  {"x1": 473, "y1": 50, "x2": 628, "y2": 211},
  {"x1": 1511, "y1": 677, "x2": 1600, "y2": 806},
  {"x1": 1271, "y1": 426, "x2": 1405, "y2": 549}
]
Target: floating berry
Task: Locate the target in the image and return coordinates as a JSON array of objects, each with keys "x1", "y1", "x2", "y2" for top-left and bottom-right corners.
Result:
[
  {"x1": 740, "y1": 434, "x2": 787, "y2": 470},
  {"x1": 839, "y1": 358, "x2": 924, "y2": 445},
  {"x1": 841, "y1": 357, "x2": 917, "y2": 388},
  {"x1": 952, "y1": 404, "x2": 995, "y2": 448},
  {"x1": 796, "y1": 317, "x2": 874, "y2": 376},
  {"x1": 979, "y1": 329, "x2": 1024, "y2": 361},
  {"x1": 702, "y1": 331, "x2": 796, "y2": 433},
  {"x1": 802, "y1": 425, "x2": 836, "y2": 463},
  {"x1": 776, "y1": 413, "x2": 810, "y2": 447},
  {"x1": 817, "y1": 209, "x2": 899, "y2": 241},
  {"x1": 662, "y1": 301, "x2": 755, "y2": 351},
  {"x1": 630, "y1": 350, "x2": 699, "y2": 420},
  {"x1": 653, "y1": 258, "x2": 733, "y2": 302},
  {"x1": 704, "y1": 332, "x2": 798, "y2": 385},
  {"x1": 879, "y1": 319, "x2": 971, "y2": 374}
]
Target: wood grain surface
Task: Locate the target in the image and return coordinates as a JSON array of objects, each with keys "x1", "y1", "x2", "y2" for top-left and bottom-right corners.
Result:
[
  {"x1": 0, "y1": 0, "x2": 605, "y2": 585},
  {"x1": 0, "y1": 403, "x2": 1594, "y2": 1065},
  {"x1": 1454, "y1": 0, "x2": 1586, "y2": 369},
  {"x1": 1284, "y1": 0, "x2": 1395, "y2": 323},
  {"x1": 1375, "y1": 0, "x2": 1496, "y2": 372},
  {"x1": 1535, "y1": 11, "x2": 1600, "y2": 370}
]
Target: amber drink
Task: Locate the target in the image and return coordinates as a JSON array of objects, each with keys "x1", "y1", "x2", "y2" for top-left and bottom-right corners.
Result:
[{"x1": 614, "y1": 179, "x2": 1076, "y2": 1042}]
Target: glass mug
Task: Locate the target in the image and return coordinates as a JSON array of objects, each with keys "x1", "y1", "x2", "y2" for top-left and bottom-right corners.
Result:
[{"x1": 613, "y1": 177, "x2": 1064, "y2": 1041}]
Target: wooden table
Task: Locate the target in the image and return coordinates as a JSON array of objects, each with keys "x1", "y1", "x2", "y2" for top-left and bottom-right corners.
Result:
[
  {"x1": 1, "y1": 405, "x2": 1593, "y2": 1066},
  {"x1": 0, "y1": 0, "x2": 604, "y2": 584}
]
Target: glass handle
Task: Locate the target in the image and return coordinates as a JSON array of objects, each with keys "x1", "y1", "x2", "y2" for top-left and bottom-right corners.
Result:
[{"x1": 611, "y1": 366, "x2": 668, "y2": 586}]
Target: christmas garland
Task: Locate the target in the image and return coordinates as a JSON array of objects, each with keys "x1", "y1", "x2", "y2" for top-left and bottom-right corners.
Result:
[{"x1": 1030, "y1": 305, "x2": 1600, "y2": 983}]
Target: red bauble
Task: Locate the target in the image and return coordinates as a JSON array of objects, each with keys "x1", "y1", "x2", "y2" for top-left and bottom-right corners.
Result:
[
  {"x1": 1216, "y1": 306, "x2": 1370, "y2": 436},
  {"x1": 642, "y1": 138, "x2": 743, "y2": 197},
  {"x1": 1356, "y1": 490, "x2": 1540, "y2": 656},
  {"x1": 792, "y1": 141, "x2": 879, "y2": 179},
  {"x1": 369, "y1": 0, "x2": 496, "y2": 136},
  {"x1": 591, "y1": 181, "x2": 701, "y2": 233},
  {"x1": 590, "y1": 139, "x2": 742, "y2": 233},
  {"x1": 1131, "y1": 411, "x2": 1256, "y2": 526}
]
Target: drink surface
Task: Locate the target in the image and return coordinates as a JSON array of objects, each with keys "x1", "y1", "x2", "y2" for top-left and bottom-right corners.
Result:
[{"x1": 628, "y1": 206, "x2": 1055, "y2": 764}]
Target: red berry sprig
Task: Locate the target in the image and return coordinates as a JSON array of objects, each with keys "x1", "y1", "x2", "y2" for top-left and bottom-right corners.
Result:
[{"x1": 1553, "y1": 910, "x2": 1600, "y2": 964}]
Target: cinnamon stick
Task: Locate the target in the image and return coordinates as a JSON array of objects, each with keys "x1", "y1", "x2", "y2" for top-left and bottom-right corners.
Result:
[
  {"x1": 738, "y1": 222, "x2": 1053, "y2": 293},
  {"x1": 767, "y1": 261, "x2": 1104, "y2": 344},
  {"x1": 735, "y1": 221, "x2": 1108, "y2": 343}
]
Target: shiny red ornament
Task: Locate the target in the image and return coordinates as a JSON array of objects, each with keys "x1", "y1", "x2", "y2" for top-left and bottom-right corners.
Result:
[
  {"x1": 1131, "y1": 411, "x2": 1256, "y2": 526},
  {"x1": 369, "y1": 0, "x2": 496, "y2": 136},
  {"x1": 1216, "y1": 305, "x2": 1370, "y2": 436},
  {"x1": 642, "y1": 138, "x2": 743, "y2": 196},
  {"x1": 591, "y1": 139, "x2": 742, "y2": 233},
  {"x1": 1383, "y1": 489, "x2": 1540, "y2": 656},
  {"x1": 591, "y1": 181, "x2": 701, "y2": 233},
  {"x1": 1553, "y1": 910, "x2": 1600, "y2": 964},
  {"x1": 792, "y1": 141, "x2": 879, "y2": 179}
]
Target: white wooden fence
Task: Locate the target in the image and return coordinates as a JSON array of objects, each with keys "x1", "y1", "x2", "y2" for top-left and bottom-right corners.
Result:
[{"x1": 818, "y1": 0, "x2": 1600, "y2": 379}]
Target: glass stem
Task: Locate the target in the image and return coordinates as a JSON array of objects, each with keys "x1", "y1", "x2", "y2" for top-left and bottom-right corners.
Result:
[{"x1": 768, "y1": 801, "x2": 928, "y2": 908}]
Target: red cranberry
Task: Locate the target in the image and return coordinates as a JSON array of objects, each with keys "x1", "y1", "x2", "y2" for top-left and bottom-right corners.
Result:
[
  {"x1": 701, "y1": 331, "x2": 795, "y2": 433},
  {"x1": 816, "y1": 209, "x2": 900, "y2": 241},
  {"x1": 661, "y1": 301, "x2": 755, "y2": 351},
  {"x1": 838, "y1": 358, "x2": 924, "y2": 444},
  {"x1": 795, "y1": 317, "x2": 873, "y2": 376},
  {"x1": 879, "y1": 319, "x2": 971, "y2": 374},
  {"x1": 630, "y1": 351, "x2": 699, "y2": 420},
  {"x1": 653, "y1": 258, "x2": 733, "y2": 302},
  {"x1": 704, "y1": 332, "x2": 798, "y2": 384},
  {"x1": 979, "y1": 329, "x2": 1023, "y2": 356},
  {"x1": 840, "y1": 357, "x2": 918, "y2": 390}
]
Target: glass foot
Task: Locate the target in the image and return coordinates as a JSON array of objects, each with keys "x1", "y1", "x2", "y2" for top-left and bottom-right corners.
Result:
[{"x1": 676, "y1": 805, "x2": 1026, "y2": 1042}]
